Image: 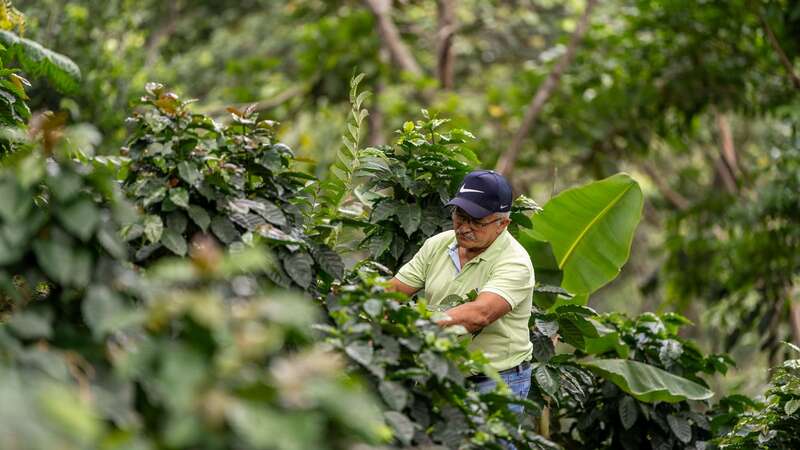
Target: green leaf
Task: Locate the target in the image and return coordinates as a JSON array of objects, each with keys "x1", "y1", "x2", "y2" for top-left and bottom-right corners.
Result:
[
  {"x1": 166, "y1": 211, "x2": 188, "y2": 234},
  {"x1": 56, "y1": 197, "x2": 100, "y2": 242},
  {"x1": 177, "y1": 161, "x2": 202, "y2": 186},
  {"x1": 363, "y1": 299, "x2": 383, "y2": 318},
  {"x1": 0, "y1": 30, "x2": 81, "y2": 93},
  {"x1": 312, "y1": 244, "x2": 344, "y2": 279},
  {"x1": 283, "y1": 251, "x2": 313, "y2": 288},
  {"x1": 384, "y1": 411, "x2": 415, "y2": 446},
  {"x1": 143, "y1": 215, "x2": 164, "y2": 244},
  {"x1": 534, "y1": 365, "x2": 559, "y2": 397},
  {"x1": 82, "y1": 285, "x2": 141, "y2": 338},
  {"x1": 366, "y1": 229, "x2": 392, "y2": 258},
  {"x1": 6, "y1": 310, "x2": 52, "y2": 339},
  {"x1": 345, "y1": 341, "x2": 374, "y2": 367},
  {"x1": 667, "y1": 414, "x2": 692, "y2": 444},
  {"x1": 161, "y1": 228, "x2": 187, "y2": 256},
  {"x1": 371, "y1": 199, "x2": 398, "y2": 223},
  {"x1": 618, "y1": 396, "x2": 638, "y2": 430},
  {"x1": 32, "y1": 240, "x2": 92, "y2": 288},
  {"x1": 531, "y1": 331, "x2": 554, "y2": 363},
  {"x1": 785, "y1": 398, "x2": 800, "y2": 415},
  {"x1": 581, "y1": 359, "x2": 714, "y2": 403},
  {"x1": 584, "y1": 328, "x2": 630, "y2": 358},
  {"x1": 379, "y1": 381, "x2": 408, "y2": 411},
  {"x1": 187, "y1": 205, "x2": 210, "y2": 232},
  {"x1": 252, "y1": 198, "x2": 287, "y2": 227},
  {"x1": 420, "y1": 351, "x2": 448, "y2": 381},
  {"x1": 210, "y1": 215, "x2": 239, "y2": 244},
  {"x1": 397, "y1": 203, "x2": 422, "y2": 236},
  {"x1": 169, "y1": 188, "x2": 190, "y2": 208},
  {"x1": 531, "y1": 173, "x2": 643, "y2": 295},
  {"x1": 0, "y1": 178, "x2": 32, "y2": 222}
]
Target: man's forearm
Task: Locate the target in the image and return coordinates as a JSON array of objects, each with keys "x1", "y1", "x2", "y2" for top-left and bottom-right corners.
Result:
[
  {"x1": 437, "y1": 292, "x2": 512, "y2": 333},
  {"x1": 438, "y1": 302, "x2": 491, "y2": 333}
]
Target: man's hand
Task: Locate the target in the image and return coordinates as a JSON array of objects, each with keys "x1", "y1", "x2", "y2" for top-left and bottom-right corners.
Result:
[
  {"x1": 436, "y1": 291, "x2": 511, "y2": 333},
  {"x1": 386, "y1": 277, "x2": 420, "y2": 296}
]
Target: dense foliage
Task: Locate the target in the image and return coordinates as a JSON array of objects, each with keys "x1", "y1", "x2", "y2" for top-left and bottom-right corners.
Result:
[
  {"x1": 5, "y1": 1, "x2": 800, "y2": 448},
  {"x1": 716, "y1": 345, "x2": 800, "y2": 449}
]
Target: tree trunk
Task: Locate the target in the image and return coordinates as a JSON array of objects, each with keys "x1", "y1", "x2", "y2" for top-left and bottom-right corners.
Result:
[
  {"x1": 495, "y1": 0, "x2": 599, "y2": 177},
  {"x1": 639, "y1": 162, "x2": 690, "y2": 211},
  {"x1": 364, "y1": 0, "x2": 423, "y2": 77},
  {"x1": 436, "y1": 0, "x2": 457, "y2": 89}
]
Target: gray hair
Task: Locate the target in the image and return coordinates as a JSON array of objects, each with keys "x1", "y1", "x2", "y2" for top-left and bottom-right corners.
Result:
[{"x1": 495, "y1": 211, "x2": 511, "y2": 220}]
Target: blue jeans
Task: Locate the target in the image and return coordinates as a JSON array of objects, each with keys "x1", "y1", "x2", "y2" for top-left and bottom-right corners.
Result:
[
  {"x1": 474, "y1": 363, "x2": 533, "y2": 414},
  {"x1": 473, "y1": 363, "x2": 532, "y2": 449}
]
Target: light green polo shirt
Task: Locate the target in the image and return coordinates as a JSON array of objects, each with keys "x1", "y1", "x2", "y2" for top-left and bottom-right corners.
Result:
[{"x1": 395, "y1": 229, "x2": 534, "y2": 371}]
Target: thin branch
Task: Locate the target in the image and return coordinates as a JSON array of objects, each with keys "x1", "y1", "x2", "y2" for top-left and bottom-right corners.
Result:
[
  {"x1": 436, "y1": 0, "x2": 457, "y2": 89},
  {"x1": 790, "y1": 283, "x2": 800, "y2": 348},
  {"x1": 639, "y1": 162, "x2": 690, "y2": 211},
  {"x1": 200, "y1": 84, "x2": 308, "y2": 116},
  {"x1": 496, "y1": 0, "x2": 598, "y2": 177},
  {"x1": 758, "y1": 12, "x2": 800, "y2": 90},
  {"x1": 364, "y1": 0, "x2": 423, "y2": 77},
  {"x1": 712, "y1": 151, "x2": 738, "y2": 194},
  {"x1": 715, "y1": 111, "x2": 740, "y2": 176}
]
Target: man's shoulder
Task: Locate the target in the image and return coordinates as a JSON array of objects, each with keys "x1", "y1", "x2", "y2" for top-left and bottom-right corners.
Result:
[{"x1": 498, "y1": 232, "x2": 534, "y2": 269}]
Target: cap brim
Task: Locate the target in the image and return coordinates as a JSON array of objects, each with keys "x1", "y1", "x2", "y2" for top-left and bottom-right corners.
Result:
[{"x1": 445, "y1": 197, "x2": 493, "y2": 219}]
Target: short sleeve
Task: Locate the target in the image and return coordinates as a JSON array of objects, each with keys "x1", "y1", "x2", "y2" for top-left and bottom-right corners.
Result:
[
  {"x1": 394, "y1": 238, "x2": 434, "y2": 288},
  {"x1": 480, "y1": 260, "x2": 535, "y2": 308}
]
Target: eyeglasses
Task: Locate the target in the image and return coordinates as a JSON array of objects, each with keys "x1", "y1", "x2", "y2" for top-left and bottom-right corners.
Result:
[{"x1": 451, "y1": 210, "x2": 504, "y2": 229}]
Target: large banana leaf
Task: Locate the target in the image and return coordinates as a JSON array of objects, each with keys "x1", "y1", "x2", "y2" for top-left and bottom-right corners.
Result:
[
  {"x1": 581, "y1": 359, "x2": 714, "y2": 403},
  {"x1": 530, "y1": 173, "x2": 643, "y2": 295}
]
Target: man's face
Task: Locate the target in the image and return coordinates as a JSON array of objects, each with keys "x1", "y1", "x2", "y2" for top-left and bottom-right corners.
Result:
[{"x1": 451, "y1": 208, "x2": 510, "y2": 250}]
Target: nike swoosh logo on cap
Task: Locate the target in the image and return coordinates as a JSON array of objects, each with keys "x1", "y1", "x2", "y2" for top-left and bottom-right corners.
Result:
[
  {"x1": 500, "y1": 204, "x2": 509, "y2": 208},
  {"x1": 459, "y1": 186, "x2": 484, "y2": 194}
]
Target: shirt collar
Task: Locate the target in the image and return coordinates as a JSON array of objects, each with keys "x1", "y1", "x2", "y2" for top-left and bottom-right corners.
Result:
[{"x1": 449, "y1": 229, "x2": 510, "y2": 263}]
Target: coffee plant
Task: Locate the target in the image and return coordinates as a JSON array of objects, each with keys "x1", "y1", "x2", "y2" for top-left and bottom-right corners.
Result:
[
  {"x1": 119, "y1": 83, "x2": 343, "y2": 291},
  {"x1": 546, "y1": 312, "x2": 734, "y2": 449},
  {"x1": 715, "y1": 344, "x2": 800, "y2": 449},
  {"x1": 320, "y1": 262, "x2": 557, "y2": 450},
  {"x1": 354, "y1": 110, "x2": 477, "y2": 271}
]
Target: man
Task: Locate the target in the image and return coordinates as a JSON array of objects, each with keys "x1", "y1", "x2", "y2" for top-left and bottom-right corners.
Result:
[{"x1": 387, "y1": 169, "x2": 534, "y2": 413}]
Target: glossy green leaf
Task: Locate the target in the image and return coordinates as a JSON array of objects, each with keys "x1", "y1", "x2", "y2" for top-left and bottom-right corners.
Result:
[
  {"x1": 143, "y1": 215, "x2": 164, "y2": 243},
  {"x1": 397, "y1": 203, "x2": 421, "y2": 236},
  {"x1": 187, "y1": 205, "x2": 210, "y2": 232},
  {"x1": 161, "y1": 228, "x2": 187, "y2": 256},
  {"x1": 618, "y1": 396, "x2": 638, "y2": 430},
  {"x1": 534, "y1": 365, "x2": 559, "y2": 397},
  {"x1": 56, "y1": 197, "x2": 100, "y2": 242},
  {"x1": 531, "y1": 173, "x2": 643, "y2": 295},
  {"x1": 283, "y1": 251, "x2": 313, "y2": 288},
  {"x1": 169, "y1": 187, "x2": 189, "y2": 208},
  {"x1": 177, "y1": 161, "x2": 202, "y2": 186},
  {"x1": 211, "y1": 215, "x2": 238, "y2": 244},
  {"x1": 667, "y1": 414, "x2": 692, "y2": 443},
  {"x1": 581, "y1": 359, "x2": 714, "y2": 403}
]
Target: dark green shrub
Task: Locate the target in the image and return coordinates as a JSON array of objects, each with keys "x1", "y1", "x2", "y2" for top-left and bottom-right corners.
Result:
[{"x1": 119, "y1": 83, "x2": 343, "y2": 291}]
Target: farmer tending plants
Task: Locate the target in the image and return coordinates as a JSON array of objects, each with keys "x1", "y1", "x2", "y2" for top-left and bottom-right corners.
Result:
[{"x1": 388, "y1": 169, "x2": 535, "y2": 409}]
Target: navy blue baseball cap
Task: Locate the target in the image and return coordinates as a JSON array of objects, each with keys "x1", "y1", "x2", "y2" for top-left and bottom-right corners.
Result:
[{"x1": 446, "y1": 169, "x2": 513, "y2": 219}]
